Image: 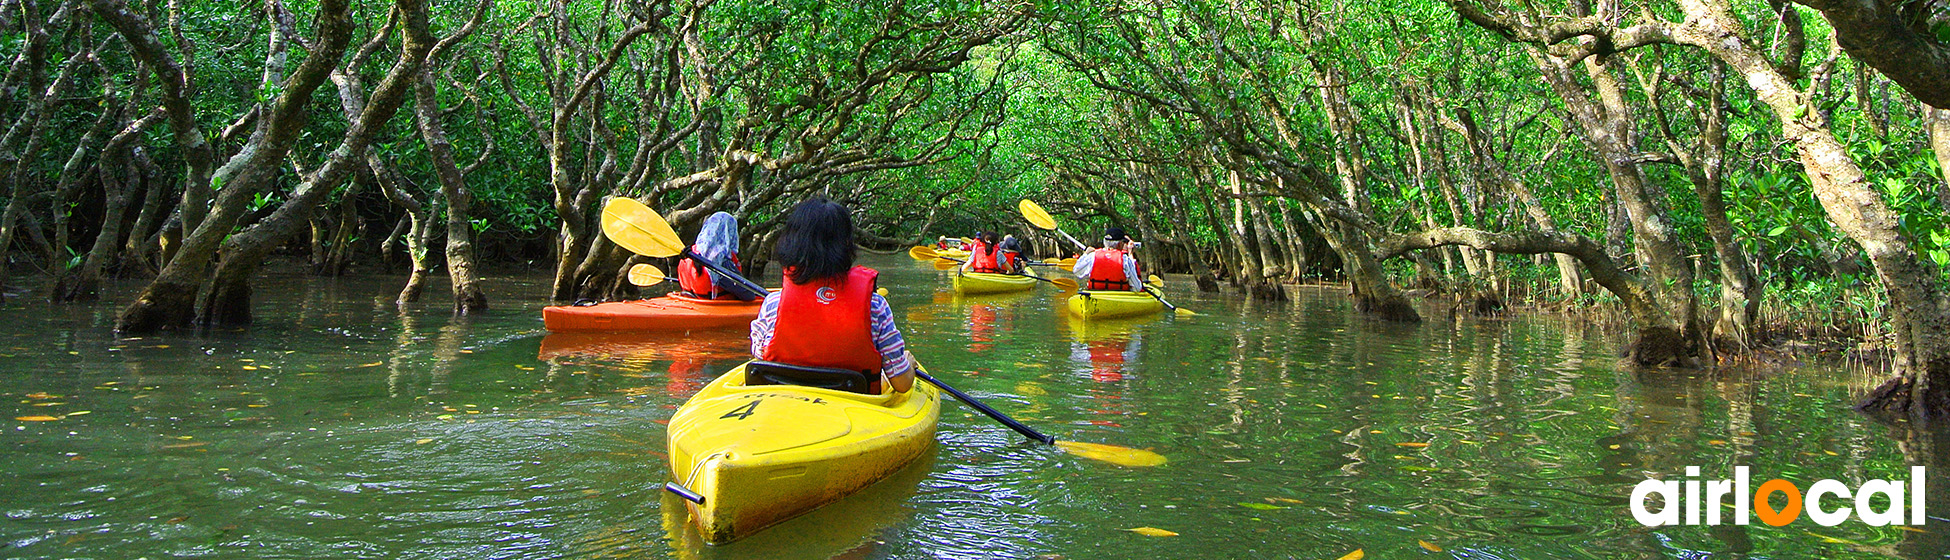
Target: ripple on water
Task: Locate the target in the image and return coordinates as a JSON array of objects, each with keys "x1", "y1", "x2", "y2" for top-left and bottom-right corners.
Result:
[{"x1": 2, "y1": 262, "x2": 1940, "y2": 559}]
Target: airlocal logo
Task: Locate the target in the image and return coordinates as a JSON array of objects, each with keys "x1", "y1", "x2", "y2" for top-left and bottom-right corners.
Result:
[{"x1": 1631, "y1": 466, "x2": 1925, "y2": 527}]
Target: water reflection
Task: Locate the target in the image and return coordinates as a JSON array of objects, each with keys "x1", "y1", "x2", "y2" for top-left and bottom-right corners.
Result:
[{"x1": 5, "y1": 265, "x2": 1949, "y2": 559}]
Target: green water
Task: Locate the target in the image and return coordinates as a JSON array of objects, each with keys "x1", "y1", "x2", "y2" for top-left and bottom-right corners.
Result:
[{"x1": 3, "y1": 255, "x2": 1944, "y2": 559}]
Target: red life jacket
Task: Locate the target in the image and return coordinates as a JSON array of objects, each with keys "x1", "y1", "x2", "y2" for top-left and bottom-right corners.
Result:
[
  {"x1": 998, "y1": 250, "x2": 1020, "y2": 272},
  {"x1": 762, "y1": 266, "x2": 883, "y2": 373},
  {"x1": 966, "y1": 241, "x2": 1003, "y2": 273},
  {"x1": 676, "y1": 247, "x2": 740, "y2": 299},
  {"x1": 1088, "y1": 249, "x2": 1132, "y2": 291}
]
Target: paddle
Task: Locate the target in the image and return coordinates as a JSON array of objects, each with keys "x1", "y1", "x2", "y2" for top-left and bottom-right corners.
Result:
[
  {"x1": 914, "y1": 369, "x2": 1164, "y2": 467},
  {"x1": 1018, "y1": 199, "x2": 1091, "y2": 253},
  {"x1": 1024, "y1": 257, "x2": 1078, "y2": 269},
  {"x1": 627, "y1": 264, "x2": 667, "y2": 287},
  {"x1": 1140, "y1": 274, "x2": 1197, "y2": 317},
  {"x1": 912, "y1": 246, "x2": 1079, "y2": 291},
  {"x1": 601, "y1": 197, "x2": 768, "y2": 297}
]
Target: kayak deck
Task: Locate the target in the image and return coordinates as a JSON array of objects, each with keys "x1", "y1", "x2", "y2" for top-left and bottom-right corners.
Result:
[
  {"x1": 542, "y1": 293, "x2": 763, "y2": 332},
  {"x1": 1067, "y1": 290, "x2": 1164, "y2": 319},
  {"x1": 666, "y1": 362, "x2": 940, "y2": 544},
  {"x1": 952, "y1": 271, "x2": 1039, "y2": 294}
]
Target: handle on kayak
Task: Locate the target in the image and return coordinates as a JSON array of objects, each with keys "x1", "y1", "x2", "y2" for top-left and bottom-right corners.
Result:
[
  {"x1": 915, "y1": 369, "x2": 1057, "y2": 446},
  {"x1": 665, "y1": 481, "x2": 705, "y2": 504},
  {"x1": 682, "y1": 248, "x2": 768, "y2": 299}
]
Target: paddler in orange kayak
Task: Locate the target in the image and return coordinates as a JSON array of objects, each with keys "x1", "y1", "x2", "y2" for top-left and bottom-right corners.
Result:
[
  {"x1": 749, "y1": 197, "x2": 916, "y2": 393},
  {"x1": 675, "y1": 212, "x2": 763, "y2": 301}
]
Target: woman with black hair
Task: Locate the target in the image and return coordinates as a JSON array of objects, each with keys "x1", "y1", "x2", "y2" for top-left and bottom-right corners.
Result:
[
  {"x1": 962, "y1": 231, "x2": 1007, "y2": 274},
  {"x1": 749, "y1": 197, "x2": 915, "y2": 393}
]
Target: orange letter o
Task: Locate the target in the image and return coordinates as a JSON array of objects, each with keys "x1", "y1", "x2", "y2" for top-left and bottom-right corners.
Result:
[{"x1": 1754, "y1": 479, "x2": 1802, "y2": 526}]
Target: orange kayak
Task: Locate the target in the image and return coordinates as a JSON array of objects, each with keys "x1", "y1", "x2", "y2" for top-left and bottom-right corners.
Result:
[{"x1": 543, "y1": 293, "x2": 764, "y2": 332}]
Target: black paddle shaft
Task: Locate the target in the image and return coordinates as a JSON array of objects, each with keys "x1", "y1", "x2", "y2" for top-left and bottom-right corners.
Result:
[
  {"x1": 915, "y1": 370, "x2": 1057, "y2": 446},
  {"x1": 1143, "y1": 286, "x2": 1180, "y2": 312},
  {"x1": 683, "y1": 248, "x2": 769, "y2": 297}
]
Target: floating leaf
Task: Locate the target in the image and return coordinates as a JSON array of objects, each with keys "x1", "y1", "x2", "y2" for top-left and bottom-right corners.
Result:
[
  {"x1": 1419, "y1": 540, "x2": 1443, "y2": 552},
  {"x1": 1396, "y1": 442, "x2": 1430, "y2": 448},
  {"x1": 1239, "y1": 502, "x2": 1288, "y2": 510},
  {"x1": 415, "y1": 438, "x2": 434, "y2": 445},
  {"x1": 1337, "y1": 549, "x2": 1364, "y2": 560},
  {"x1": 1125, "y1": 527, "x2": 1177, "y2": 537},
  {"x1": 14, "y1": 415, "x2": 60, "y2": 421},
  {"x1": 25, "y1": 392, "x2": 54, "y2": 399},
  {"x1": 359, "y1": 362, "x2": 383, "y2": 367},
  {"x1": 1266, "y1": 497, "x2": 1304, "y2": 505},
  {"x1": 65, "y1": 410, "x2": 90, "y2": 416}
]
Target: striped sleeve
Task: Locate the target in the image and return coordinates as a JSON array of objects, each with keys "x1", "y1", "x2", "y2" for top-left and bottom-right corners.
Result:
[
  {"x1": 749, "y1": 292, "x2": 783, "y2": 358},
  {"x1": 868, "y1": 294, "x2": 912, "y2": 378}
]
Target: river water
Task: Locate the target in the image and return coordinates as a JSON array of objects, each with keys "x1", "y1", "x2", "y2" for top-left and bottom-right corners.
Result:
[{"x1": 3, "y1": 255, "x2": 1943, "y2": 559}]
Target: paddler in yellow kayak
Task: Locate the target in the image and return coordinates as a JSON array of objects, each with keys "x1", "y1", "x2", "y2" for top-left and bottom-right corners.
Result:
[
  {"x1": 1072, "y1": 227, "x2": 1146, "y2": 292},
  {"x1": 749, "y1": 197, "x2": 916, "y2": 394},
  {"x1": 997, "y1": 235, "x2": 1027, "y2": 274},
  {"x1": 675, "y1": 211, "x2": 764, "y2": 301},
  {"x1": 960, "y1": 231, "x2": 1013, "y2": 274}
]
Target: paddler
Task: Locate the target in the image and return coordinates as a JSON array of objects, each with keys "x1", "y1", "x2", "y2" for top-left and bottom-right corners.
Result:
[
  {"x1": 961, "y1": 231, "x2": 1008, "y2": 274},
  {"x1": 997, "y1": 235, "x2": 1026, "y2": 274},
  {"x1": 675, "y1": 212, "x2": 764, "y2": 301},
  {"x1": 1071, "y1": 227, "x2": 1145, "y2": 292},
  {"x1": 750, "y1": 197, "x2": 916, "y2": 393}
]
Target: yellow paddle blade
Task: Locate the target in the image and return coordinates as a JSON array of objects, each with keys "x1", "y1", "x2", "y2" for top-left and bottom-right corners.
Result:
[
  {"x1": 627, "y1": 263, "x2": 667, "y2": 287},
  {"x1": 1055, "y1": 440, "x2": 1167, "y2": 467},
  {"x1": 1174, "y1": 307, "x2": 1198, "y2": 317},
  {"x1": 876, "y1": 287, "x2": 889, "y2": 297},
  {"x1": 933, "y1": 258, "x2": 960, "y2": 271},
  {"x1": 1018, "y1": 199, "x2": 1058, "y2": 230},
  {"x1": 1050, "y1": 277, "x2": 1080, "y2": 291},
  {"x1": 1053, "y1": 257, "x2": 1077, "y2": 268},
  {"x1": 908, "y1": 246, "x2": 940, "y2": 261},
  {"x1": 1146, "y1": 274, "x2": 1166, "y2": 289},
  {"x1": 960, "y1": 237, "x2": 975, "y2": 246},
  {"x1": 601, "y1": 197, "x2": 683, "y2": 257}
]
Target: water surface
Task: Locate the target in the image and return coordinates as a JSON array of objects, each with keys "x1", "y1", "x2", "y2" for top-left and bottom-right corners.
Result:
[{"x1": 2, "y1": 255, "x2": 1943, "y2": 559}]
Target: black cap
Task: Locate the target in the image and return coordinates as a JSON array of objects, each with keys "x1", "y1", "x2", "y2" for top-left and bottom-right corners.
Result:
[{"x1": 1104, "y1": 227, "x2": 1129, "y2": 241}]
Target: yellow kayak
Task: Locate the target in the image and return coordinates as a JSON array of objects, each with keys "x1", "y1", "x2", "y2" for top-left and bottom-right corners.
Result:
[
  {"x1": 952, "y1": 271, "x2": 1038, "y2": 295},
  {"x1": 1067, "y1": 290, "x2": 1164, "y2": 319},
  {"x1": 937, "y1": 248, "x2": 970, "y2": 260},
  {"x1": 665, "y1": 361, "x2": 941, "y2": 544}
]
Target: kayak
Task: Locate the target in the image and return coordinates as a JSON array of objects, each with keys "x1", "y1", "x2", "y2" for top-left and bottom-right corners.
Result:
[
  {"x1": 542, "y1": 292, "x2": 764, "y2": 332},
  {"x1": 951, "y1": 271, "x2": 1038, "y2": 295},
  {"x1": 665, "y1": 362, "x2": 940, "y2": 544},
  {"x1": 1066, "y1": 290, "x2": 1164, "y2": 319},
  {"x1": 936, "y1": 248, "x2": 970, "y2": 260},
  {"x1": 659, "y1": 451, "x2": 933, "y2": 554}
]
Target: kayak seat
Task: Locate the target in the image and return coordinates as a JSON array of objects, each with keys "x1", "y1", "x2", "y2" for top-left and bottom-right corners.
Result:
[{"x1": 744, "y1": 361, "x2": 875, "y2": 394}]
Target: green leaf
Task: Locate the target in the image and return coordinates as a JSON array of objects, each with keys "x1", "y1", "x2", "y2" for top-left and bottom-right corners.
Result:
[
  {"x1": 1238, "y1": 502, "x2": 1289, "y2": 510},
  {"x1": 1767, "y1": 225, "x2": 1789, "y2": 237}
]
